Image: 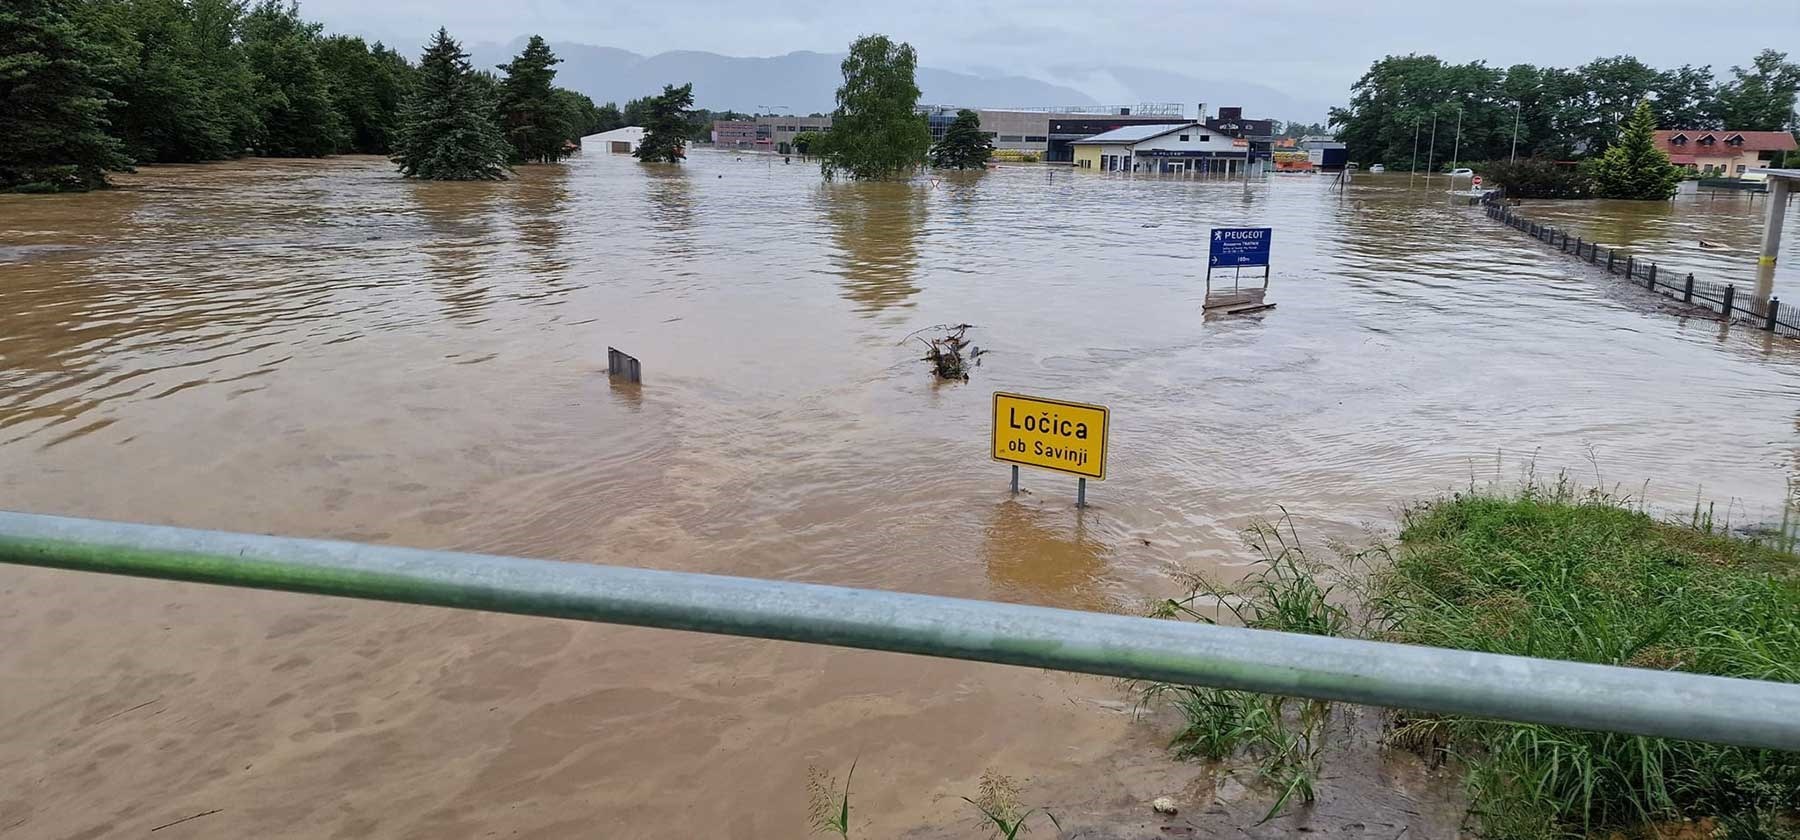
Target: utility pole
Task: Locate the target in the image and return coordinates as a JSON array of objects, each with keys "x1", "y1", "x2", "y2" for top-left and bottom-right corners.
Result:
[
  {"x1": 1510, "y1": 101, "x2": 1522, "y2": 163},
  {"x1": 1410, "y1": 119, "x2": 1420, "y2": 189},
  {"x1": 1426, "y1": 113, "x2": 1438, "y2": 188},
  {"x1": 1450, "y1": 106, "x2": 1463, "y2": 179}
]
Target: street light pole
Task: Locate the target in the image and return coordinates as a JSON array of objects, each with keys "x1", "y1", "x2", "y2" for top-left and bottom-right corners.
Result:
[
  {"x1": 1426, "y1": 112, "x2": 1438, "y2": 188},
  {"x1": 1410, "y1": 119, "x2": 1420, "y2": 189},
  {"x1": 1511, "y1": 101, "x2": 1522, "y2": 163}
]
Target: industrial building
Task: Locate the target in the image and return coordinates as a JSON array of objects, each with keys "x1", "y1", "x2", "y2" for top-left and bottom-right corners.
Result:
[
  {"x1": 1070, "y1": 122, "x2": 1252, "y2": 174},
  {"x1": 711, "y1": 116, "x2": 832, "y2": 150},
  {"x1": 707, "y1": 105, "x2": 1278, "y2": 167},
  {"x1": 581, "y1": 126, "x2": 645, "y2": 155}
]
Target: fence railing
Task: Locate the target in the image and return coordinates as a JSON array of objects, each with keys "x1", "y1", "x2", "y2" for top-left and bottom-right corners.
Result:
[
  {"x1": 1485, "y1": 203, "x2": 1800, "y2": 336},
  {"x1": 2, "y1": 510, "x2": 1798, "y2": 752}
]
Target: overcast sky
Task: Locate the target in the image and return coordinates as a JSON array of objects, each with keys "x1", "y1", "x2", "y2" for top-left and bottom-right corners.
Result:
[{"x1": 304, "y1": 0, "x2": 1799, "y2": 106}]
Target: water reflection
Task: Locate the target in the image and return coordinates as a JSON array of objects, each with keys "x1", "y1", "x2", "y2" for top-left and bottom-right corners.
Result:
[
  {"x1": 409, "y1": 180, "x2": 499, "y2": 324},
  {"x1": 511, "y1": 165, "x2": 571, "y2": 280},
  {"x1": 821, "y1": 180, "x2": 925, "y2": 315},
  {"x1": 982, "y1": 501, "x2": 1112, "y2": 611}
]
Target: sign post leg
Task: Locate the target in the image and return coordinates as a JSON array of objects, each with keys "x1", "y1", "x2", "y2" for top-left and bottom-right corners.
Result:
[
  {"x1": 1010, "y1": 465, "x2": 1019, "y2": 495},
  {"x1": 1077, "y1": 478, "x2": 1087, "y2": 508}
]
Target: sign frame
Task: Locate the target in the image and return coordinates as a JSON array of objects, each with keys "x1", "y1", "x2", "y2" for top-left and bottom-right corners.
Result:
[
  {"x1": 1205, "y1": 227, "x2": 1273, "y2": 302},
  {"x1": 991, "y1": 391, "x2": 1110, "y2": 481}
]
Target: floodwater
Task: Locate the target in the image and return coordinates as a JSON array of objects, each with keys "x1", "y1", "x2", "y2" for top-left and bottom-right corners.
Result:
[{"x1": 3, "y1": 155, "x2": 1799, "y2": 838}]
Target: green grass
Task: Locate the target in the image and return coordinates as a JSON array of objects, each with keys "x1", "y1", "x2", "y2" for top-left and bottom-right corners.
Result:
[
  {"x1": 1372, "y1": 486, "x2": 1800, "y2": 839},
  {"x1": 1143, "y1": 487, "x2": 1799, "y2": 837},
  {"x1": 1143, "y1": 516, "x2": 1349, "y2": 822}
]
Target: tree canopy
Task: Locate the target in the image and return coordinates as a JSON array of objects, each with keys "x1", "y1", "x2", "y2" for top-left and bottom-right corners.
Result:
[
  {"x1": 1582, "y1": 101, "x2": 1683, "y2": 200},
  {"x1": 821, "y1": 34, "x2": 931, "y2": 180},
  {"x1": 495, "y1": 35, "x2": 570, "y2": 163},
  {"x1": 1, "y1": 0, "x2": 131, "y2": 191},
  {"x1": 241, "y1": 0, "x2": 341, "y2": 156},
  {"x1": 929, "y1": 108, "x2": 991, "y2": 169},
  {"x1": 1331, "y1": 50, "x2": 1800, "y2": 168},
  {"x1": 633, "y1": 82, "x2": 694, "y2": 163},
  {"x1": 390, "y1": 28, "x2": 510, "y2": 180}
]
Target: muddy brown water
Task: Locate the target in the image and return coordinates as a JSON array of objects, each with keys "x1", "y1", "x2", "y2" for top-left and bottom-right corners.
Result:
[{"x1": 2, "y1": 157, "x2": 1798, "y2": 838}]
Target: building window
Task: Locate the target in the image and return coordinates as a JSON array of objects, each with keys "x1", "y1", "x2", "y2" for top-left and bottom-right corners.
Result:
[
  {"x1": 1023, "y1": 135, "x2": 1046, "y2": 142},
  {"x1": 1737, "y1": 164, "x2": 1747, "y2": 174},
  {"x1": 1179, "y1": 135, "x2": 1189, "y2": 142},
  {"x1": 982, "y1": 132, "x2": 997, "y2": 139},
  {"x1": 998, "y1": 135, "x2": 1023, "y2": 142},
  {"x1": 1197, "y1": 136, "x2": 1209, "y2": 142}
]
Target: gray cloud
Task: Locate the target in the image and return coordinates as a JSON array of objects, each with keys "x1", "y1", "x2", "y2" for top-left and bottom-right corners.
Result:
[{"x1": 304, "y1": 0, "x2": 1799, "y2": 115}]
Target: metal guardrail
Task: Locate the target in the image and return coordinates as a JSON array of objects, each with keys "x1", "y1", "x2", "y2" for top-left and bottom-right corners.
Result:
[{"x1": 2, "y1": 510, "x2": 1797, "y2": 752}]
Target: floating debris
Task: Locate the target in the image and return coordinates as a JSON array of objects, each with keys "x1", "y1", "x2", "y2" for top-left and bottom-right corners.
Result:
[{"x1": 904, "y1": 323, "x2": 988, "y2": 381}]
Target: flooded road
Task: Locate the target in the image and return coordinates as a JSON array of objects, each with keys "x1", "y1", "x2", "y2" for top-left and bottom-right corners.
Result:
[{"x1": 3, "y1": 155, "x2": 1799, "y2": 838}]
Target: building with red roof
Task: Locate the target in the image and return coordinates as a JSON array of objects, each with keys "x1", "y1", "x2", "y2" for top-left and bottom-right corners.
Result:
[{"x1": 1653, "y1": 130, "x2": 1796, "y2": 178}]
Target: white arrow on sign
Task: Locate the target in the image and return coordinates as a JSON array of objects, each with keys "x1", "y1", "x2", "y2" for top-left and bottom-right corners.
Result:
[{"x1": 1210, "y1": 255, "x2": 1219, "y2": 265}]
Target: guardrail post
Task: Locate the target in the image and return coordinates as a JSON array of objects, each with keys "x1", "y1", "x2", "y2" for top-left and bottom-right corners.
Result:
[
  {"x1": 1625, "y1": 255, "x2": 1634, "y2": 277},
  {"x1": 1575, "y1": 236, "x2": 1582, "y2": 255},
  {"x1": 1648, "y1": 263, "x2": 1658, "y2": 289},
  {"x1": 1607, "y1": 250, "x2": 1616, "y2": 273},
  {"x1": 1684, "y1": 273, "x2": 1694, "y2": 302},
  {"x1": 1767, "y1": 297, "x2": 1780, "y2": 331},
  {"x1": 1723, "y1": 284, "x2": 1735, "y2": 319}
]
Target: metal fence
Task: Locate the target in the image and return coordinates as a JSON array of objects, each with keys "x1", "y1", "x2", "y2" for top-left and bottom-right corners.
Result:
[
  {"x1": 1485, "y1": 203, "x2": 1800, "y2": 336},
  {"x1": 2, "y1": 510, "x2": 1798, "y2": 752}
]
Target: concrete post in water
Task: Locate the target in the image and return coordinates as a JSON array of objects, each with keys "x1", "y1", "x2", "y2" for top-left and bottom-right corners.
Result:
[
  {"x1": 1760, "y1": 177, "x2": 1790, "y2": 268},
  {"x1": 1649, "y1": 263, "x2": 1658, "y2": 289},
  {"x1": 1684, "y1": 273, "x2": 1694, "y2": 302},
  {"x1": 1607, "y1": 250, "x2": 1616, "y2": 273},
  {"x1": 1723, "y1": 284, "x2": 1736, "y2": 319},
  {"x1": 1767, "y1": 297, "x2": 1780, "y2": 331},
  {"x1": 1626, "y1": 255, "x2": 1634, "y2": 277}
]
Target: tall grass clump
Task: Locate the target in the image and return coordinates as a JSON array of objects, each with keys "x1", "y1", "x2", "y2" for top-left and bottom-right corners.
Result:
[
  {"x1": 1143, "y1": 516, "x2": 1353, "y2": 821},
  {"x1": 1374, "y1": 483, "x2": 1800, "y2": 838}
]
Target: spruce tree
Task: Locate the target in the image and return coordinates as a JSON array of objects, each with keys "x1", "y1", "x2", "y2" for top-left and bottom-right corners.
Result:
[
  {"x1": 0, "y1": 0, "x2": 130, "y2": 191},
  {"x1": 391, "y1": 28, "x2": 510, "y2": 180},
  {"x1": 633, "y1": 83, "x2": 694, "y2": 163},
  {"x1": 496, "y1": 35, "x2": 570, "y2": 163},
  {"x1": 1583, "y1": 101, "x2": 1683, "y2": 200},
  {"x1": 930, "y1": 108, "x2": 992, "y2": 169}
]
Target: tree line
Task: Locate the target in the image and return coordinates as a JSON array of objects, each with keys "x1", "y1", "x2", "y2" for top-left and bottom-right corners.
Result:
[
  {"x1": 2, "y1": 0, "x2": 634, "y2": 191},
  {"x1": 1331, "y1": 50, "x2": 1800, "y2": 168}
]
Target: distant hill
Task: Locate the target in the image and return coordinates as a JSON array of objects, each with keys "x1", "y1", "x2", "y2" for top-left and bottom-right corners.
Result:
[{"x1": 469, "y1": 40, "x2": 1097, "y2": 113}]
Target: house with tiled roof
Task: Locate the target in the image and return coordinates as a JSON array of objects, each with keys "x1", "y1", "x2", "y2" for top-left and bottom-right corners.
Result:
[{"x1": 1653, "y1": 130, "x2": 1797, "y2": 179}]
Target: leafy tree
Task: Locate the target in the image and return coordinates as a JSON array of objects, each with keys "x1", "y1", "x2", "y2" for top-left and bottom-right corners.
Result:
[
  {"x1": 929, "y1": 108, "x2": 991, "y2": 169},
  {"x1": 1, "y1": 0, "x2": 130, "y2": 191},
  {"x1": 1564, "y1": 55, "x2": 1658, "y2": 153},
  {"x1": 595, "y1": 101, "x2": 623, "y2": 132},
  {"x1": 391, "y1": 27, "x2": 509, "y2": 180},
  {"x1": 240, "y1": 0, "x2": 340, "y2": 156},
  {"x1": 1485, "y1": 158, "x2": 1590, "y2": 199},
  {"x1": 1582, "y1": 101, "x2": 1682, "y2": 199},
  {"x1": 317, "y1": 36, "x2": 412, "y2": 154},
  {"x1": 621, "y1": 96, "x2": 652, "y2": 128},
  {"x1": 552, "y1": 88, "x2": 602, "y2": 141},
  {"x1": 188, "y1": 0, "x2": 261, "y2": 154},
  {"x1": 792, "y1": 130, "x2": 822, "y2": 155},
  {"x1": 495, "y1": 35, "x2": 569, "y2": 163},
  {"x1": 1651, "y1": 65, "x2": 1720, "y2": 129},
  {"x1": 820, "y1": 34, "x2": 930, "y2": 180},
  {"x1": 632, "y1": 82, "x2": 694, "y2": 163},
  {"x1": 76, "y1": 0, "x2": 233, "y2": 163},
  {"x1": 1715, "y1": 50, "x2": 1800, "y2": 132}
]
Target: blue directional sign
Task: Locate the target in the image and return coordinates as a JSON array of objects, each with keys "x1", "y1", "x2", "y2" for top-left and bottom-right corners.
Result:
[{"x1": 1209, "y1": 227, "x2": 1272, "y2": 268}]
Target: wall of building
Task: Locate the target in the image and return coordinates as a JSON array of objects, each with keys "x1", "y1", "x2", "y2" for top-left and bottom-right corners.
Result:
[{"x1": 1073, "y1": 144, "x2": 1102, "y2": 169}]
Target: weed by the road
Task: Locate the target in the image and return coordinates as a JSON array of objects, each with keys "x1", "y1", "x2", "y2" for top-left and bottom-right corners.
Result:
[
  {"x1": 1142, "y1": 515, "x2": 1351, "y2": 821},
  {"x1": 807, "y1": 759, "x2": 856, "y2": 839},
  {"x1": 962, "y1": 770, "x2": 1060, "y2": 839}
]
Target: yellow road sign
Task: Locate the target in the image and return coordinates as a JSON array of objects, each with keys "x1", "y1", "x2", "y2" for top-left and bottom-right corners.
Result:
[{"x1": 992, "y1": 392, "x2": 1109, "y2": 480}]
